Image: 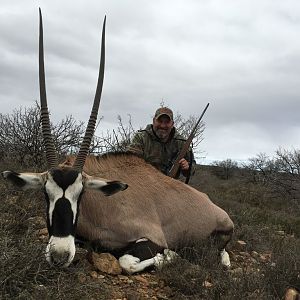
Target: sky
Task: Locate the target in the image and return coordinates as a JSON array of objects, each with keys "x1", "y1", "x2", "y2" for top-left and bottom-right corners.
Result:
[{"x1": 1, "y1": 0, "x2": 300, "y2": 164}]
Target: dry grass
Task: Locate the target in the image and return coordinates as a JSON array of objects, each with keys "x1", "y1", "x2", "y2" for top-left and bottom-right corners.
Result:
[
  {"x1": 157, "y1": 166, "x2": 300, "y2": 299},
  {"x1": 0, "y1": 162, "x2": 299, "y2": 299}
]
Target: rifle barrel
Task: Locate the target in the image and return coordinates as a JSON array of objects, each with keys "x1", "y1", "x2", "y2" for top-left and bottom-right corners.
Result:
[{"x1": 168, "y1": 102, "x2": 210, "y2": 178}]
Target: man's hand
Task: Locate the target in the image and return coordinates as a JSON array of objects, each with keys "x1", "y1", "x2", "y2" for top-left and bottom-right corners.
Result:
[{"x1": 178, "y1": 158, "x2": 189, "y2": 171}]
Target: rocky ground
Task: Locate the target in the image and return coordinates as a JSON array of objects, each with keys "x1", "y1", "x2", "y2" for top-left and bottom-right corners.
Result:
[{"x1": 33, "y1": 219, "x2": 299, "y2": 300}]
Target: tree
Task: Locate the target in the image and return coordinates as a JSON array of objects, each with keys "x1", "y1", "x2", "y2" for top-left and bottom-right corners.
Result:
[
  {"x1": 211, "y1": 159, "x2": 238, "y2": 180},
  {"x1": 92, "y1": 115, "x2": 135, "y2": 153},
  {"x1": 173, "y1": 114, "x2": 205, "y2": 150},
  {"x1": 244, "y1": 150, "x2": 300, "y2": 202},
  {"x1": 0, "y1": 102, "x2": 85, "y2": 168}
]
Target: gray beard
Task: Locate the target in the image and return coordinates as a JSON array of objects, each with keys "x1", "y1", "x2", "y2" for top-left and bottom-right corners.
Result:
[{"x1": 154, "y1": 128, "x2": 170, "y2": 141}]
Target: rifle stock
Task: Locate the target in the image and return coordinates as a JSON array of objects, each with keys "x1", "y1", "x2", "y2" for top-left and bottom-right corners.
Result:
[{"x1": 168, "y1": 103, "x2": 210, "y2": 178}]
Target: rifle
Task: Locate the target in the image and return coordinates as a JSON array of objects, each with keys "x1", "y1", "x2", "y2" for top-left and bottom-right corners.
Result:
[{"x1": 168, "y1": 103, "x2": 210, "y2": 178}]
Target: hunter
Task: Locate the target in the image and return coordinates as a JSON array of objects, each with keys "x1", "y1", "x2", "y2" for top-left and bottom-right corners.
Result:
[{"x1": 127, "y1": 107, "x2": 194, "y2": 179}]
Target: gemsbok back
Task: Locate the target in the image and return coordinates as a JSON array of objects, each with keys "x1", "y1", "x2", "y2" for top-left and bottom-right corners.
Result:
[{"x1": 2, "y1": 10, "x2": 234, "y2": 274}]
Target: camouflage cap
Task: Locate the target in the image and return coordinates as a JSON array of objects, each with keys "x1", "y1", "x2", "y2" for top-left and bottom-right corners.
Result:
[{"x1": 154, "y1": 107, "x2": 173, "y2": 120}]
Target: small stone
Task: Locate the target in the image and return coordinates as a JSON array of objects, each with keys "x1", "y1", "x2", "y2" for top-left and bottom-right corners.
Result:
[
  {"x1": 77, "y1": 273, "x2": 87, "y2": 283},
  {"x1": 37, "y1": 228, "x2": 48, "y2": 236},
  {"x1": 284, "y1": 288, "x2": 300, "y2": 300},
  {"x1": 134, "y1": 275, "x2": 149, "y2": 286},
  {"x1": 127, "y1": 279, "x2": 134, "y2": 284},
  {"x1": 276, "y1": 230, "x2": 285, "y2": 236},
  {"x1": 90, "y1": 271, "x2": 98, "y2": 279},
  {"x1": 89, "y1": 252, "x2": 122, "y2": 275},
  {"x1": 259, "y1": 253, "x2": 272, "y2": 263},
  {"x1": 203, "y1": 280, "x2": 213, "y2": 288},
  {"x1": 236, "y1": 240, "x2": 247, "y2": 250}
]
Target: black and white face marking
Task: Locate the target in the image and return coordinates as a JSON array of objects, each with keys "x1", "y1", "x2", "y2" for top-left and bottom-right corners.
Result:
[
  {"x1": 45, "y1": 168, "x2": 83, "y2": 233},
  {"x1": 44, "y1": 168, "x2": 83, "y2": 267}
]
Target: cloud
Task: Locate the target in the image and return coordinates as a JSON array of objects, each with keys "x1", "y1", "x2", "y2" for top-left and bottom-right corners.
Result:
[{"x1": 1, "y1": 0, "x2": 300, "y2": 163}]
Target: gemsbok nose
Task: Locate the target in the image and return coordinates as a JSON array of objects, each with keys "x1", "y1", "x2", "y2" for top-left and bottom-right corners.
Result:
[
  {"x1": 45, "y1": 235, "x2": 76, "y2": 267},
  {"x1": 50, "y1": 251, "x2": 71, "y2": 267}
]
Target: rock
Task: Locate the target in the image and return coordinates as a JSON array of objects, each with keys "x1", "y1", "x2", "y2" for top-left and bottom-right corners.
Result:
[
  {"x1": 36, "y1": 227, "x2": 49, "y2": 242},
  {"x1": 134, "y1": 275, "x2": 149, "y2": 286},
  {"x1": 284, "y1": 288, "x2": 300, "y2": 300},
  {"x1": 118, "y1": 274, "x2": 128, "y2": 280},
  {"x1": 37, "y1": 227, "x2": 48, "y2": 236},
  {"x1": 258, "y1": 253, "x2": 272, "y2": 263},
  {"x1": 251, "y1": 251, "x2": 259, "y2": 258},
  {"x1": 202, "y1": 280, "x2": 213, "y2": 288},
  {"x1": 77, "y1": 273, "x2": 87, "y2": 283},
  {"x1": 236, "y1": 240, "x2": 247, "y2": 250},
  {"x1": 89, "y1": 252, "x2": 122, "y2": 275},
  {"x1": 90, "y1": 271, "x2": 98, "y2": 279}
]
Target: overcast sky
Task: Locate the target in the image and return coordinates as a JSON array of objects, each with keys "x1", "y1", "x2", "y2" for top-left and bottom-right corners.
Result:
[{"x1": 1, "y1": 0, "x2": 300, "y2": 164}]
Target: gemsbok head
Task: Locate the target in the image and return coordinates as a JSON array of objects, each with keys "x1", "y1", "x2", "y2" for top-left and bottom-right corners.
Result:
[{"x1": 2, "y1": 9, "x2": 128, "y2": 267}]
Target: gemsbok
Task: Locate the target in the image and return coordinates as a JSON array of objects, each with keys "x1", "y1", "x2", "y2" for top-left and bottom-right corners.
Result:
[{"x1": 2, "y1": 10, "x2": 234, "y2": 274}]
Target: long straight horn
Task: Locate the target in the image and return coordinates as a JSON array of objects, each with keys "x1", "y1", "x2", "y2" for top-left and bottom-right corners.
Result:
[
  {"x1": 39, "y1": 8, "x2": 58, "y2": 168},
  {"x1": 73, "y1": 17, "x2": 106, "y2": 171}
]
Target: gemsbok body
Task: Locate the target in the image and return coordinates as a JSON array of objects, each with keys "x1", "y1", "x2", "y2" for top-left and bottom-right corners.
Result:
[{"x1": 2, "y1": 10, "x2": 234, "y2": 274}]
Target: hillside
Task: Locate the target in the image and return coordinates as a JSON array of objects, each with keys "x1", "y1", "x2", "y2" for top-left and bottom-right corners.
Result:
[{"x1": 0, "y1": 163, "x2": 299, "y2": 299}]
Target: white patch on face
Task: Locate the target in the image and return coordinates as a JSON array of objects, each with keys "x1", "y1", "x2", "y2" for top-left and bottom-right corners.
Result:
[
  {"x1": 65, "y1": 174, "x2": 83, "y2": 223},
  {"x1": 45, "y1": 173, "x2": 83, "y2": 226},
  {"x1": 45, "y1": 175, "x2": 64, "y2": 226},
  {"x1": 45, "y1": 235, "x2": 75, "y2": 267}
]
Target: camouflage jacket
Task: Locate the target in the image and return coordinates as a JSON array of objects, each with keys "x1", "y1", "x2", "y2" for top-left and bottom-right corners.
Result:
[{"x1": 127, "y1": 124, "x2": 194, "y2": 178}]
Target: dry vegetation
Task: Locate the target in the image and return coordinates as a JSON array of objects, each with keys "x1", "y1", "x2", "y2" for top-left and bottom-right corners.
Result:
[
  {"x1": 1, "y1": 104, "x2": 299, "y2": 299},
  {"x1": 1, "y1": 160, "x2": 299, "y2": 299},
  {"x1": 159, "y1": 166, "x2": 300, "y2": 299}
]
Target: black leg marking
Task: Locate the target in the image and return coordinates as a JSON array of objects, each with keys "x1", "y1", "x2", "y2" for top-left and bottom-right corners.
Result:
[{"x1": 125, "y1": 240, "x2": 164, "y2": 261}]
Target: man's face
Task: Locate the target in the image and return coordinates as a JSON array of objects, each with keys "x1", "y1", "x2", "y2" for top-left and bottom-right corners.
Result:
[{"x1": 153, "y1": 115, "x2": 174, "y2": 141}]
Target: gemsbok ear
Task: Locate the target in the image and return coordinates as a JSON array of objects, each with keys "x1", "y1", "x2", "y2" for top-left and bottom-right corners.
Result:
[
  {"x1": 83, "y1": 174, "x2": 128, "y2": 196},
  {"x1": 2, "y1": 171, "x2": 46, "y2": 190}
]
